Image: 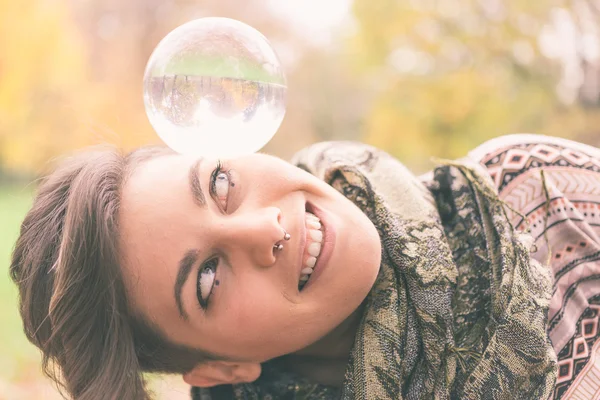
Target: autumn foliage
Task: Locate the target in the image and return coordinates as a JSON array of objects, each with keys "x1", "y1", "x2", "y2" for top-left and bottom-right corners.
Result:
[{"x1": 1, "y1": 0, "x2": 599, "y2": 177}]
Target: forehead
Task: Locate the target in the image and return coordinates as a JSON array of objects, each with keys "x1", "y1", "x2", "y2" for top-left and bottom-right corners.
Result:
[
  {"x1": 121, "y1": 153, "x2": 210, "y2": 225},
  {"x1": 120, "y1": 155, "x2": 196, "y2": 244},
  {"x1": 118, "y1": 154, "x2": 198, "y2": 315},
  {"x1": 125, "y1": 154, "x2": 193, "y2": 198}
]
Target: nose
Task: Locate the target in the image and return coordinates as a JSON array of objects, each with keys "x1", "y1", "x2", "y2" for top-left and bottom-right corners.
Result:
[{"x1": 222, "y1": 206, "x2": 286, "y2": 267}]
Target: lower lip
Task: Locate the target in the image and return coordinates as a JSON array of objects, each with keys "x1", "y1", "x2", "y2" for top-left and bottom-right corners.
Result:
[{"x1": 302, "y1": 202, "x2": 336, "y2": 291}]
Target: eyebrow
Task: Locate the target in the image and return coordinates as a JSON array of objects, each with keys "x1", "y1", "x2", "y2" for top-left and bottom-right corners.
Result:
[
  {"x1": 173, "y1": 159, "x2": 206, "y2": 320},
  {"x1": 174, "y1": 249, "x2": 200, "y2": 320},
  {"x1": 189, "y1": 158, "x2": 206, "y2": 207}
]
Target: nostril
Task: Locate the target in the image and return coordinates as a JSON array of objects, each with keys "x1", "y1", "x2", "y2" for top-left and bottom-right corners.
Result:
[{"x1": 271, "y1": 242, "x2": 283, "y2": 262}]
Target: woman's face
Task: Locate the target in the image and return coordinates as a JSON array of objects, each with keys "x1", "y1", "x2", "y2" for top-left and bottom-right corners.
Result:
[{"x1": 119, "y1": 152, "x2": 381, "y2": 363}]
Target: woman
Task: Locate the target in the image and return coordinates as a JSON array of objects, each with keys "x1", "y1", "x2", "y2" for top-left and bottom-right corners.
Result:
[{"x1": 10, "y1": 134, "x2": 600, "y2": 399}]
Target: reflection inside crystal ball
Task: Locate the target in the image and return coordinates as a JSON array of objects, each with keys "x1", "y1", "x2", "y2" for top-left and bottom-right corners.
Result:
[{"x1": 143, "y1": 17, "x2": 287, "y2": 158}]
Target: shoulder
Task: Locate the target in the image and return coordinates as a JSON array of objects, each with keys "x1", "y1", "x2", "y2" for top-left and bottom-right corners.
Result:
[
  {"x1": 464, "y1": 134, "x2": 600, "y2": 192},
  {"x1": 466, "y1": 133, "x2": 600, "y2": 165}
]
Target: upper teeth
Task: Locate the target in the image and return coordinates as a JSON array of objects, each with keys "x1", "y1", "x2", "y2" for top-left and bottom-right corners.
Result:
[{"x1": 300, "y1": 212, "x2": 323, "y2": 283}]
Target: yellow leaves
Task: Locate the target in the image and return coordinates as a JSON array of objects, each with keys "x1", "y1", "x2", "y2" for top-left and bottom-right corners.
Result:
[
  {"x1": 350, "y1": 0, "x2": 599, "y2": 170},
  {"x1": 2, "y1": 0, "x2": 598, "y2": 177},
  {"x1": 364, "y1": 86, "x2": 432, "y2": 171},
  {"x1": 0, "y1": 0, "x2": 161, "y2": 175},
  {"x1": 362, "y1": 64, "x2": 556, "y2": 171},
  {"x1": 0, "y1": 0, "x2": 88, "y2": 174}
]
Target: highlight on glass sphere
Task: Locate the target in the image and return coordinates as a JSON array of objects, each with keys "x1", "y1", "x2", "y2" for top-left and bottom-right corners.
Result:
[{"x1": 143, "y1": 17, "x2": 287, "y2": 158}]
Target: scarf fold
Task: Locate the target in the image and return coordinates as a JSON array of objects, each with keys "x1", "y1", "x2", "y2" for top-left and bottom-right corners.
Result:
[{"x1": 195, "y1": 142, "x2": 557, "y2": 400}]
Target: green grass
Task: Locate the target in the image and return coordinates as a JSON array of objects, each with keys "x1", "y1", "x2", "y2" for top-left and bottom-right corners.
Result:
[
  {"x1": 149, "y1": 54, "x2": 286, "y2": 84},
  {"x1": 0, "y1": 185, "x2": 37, "y2": 380},
  {"x1": 0, "y1": 185, "x2": 64, "y2": 399}
]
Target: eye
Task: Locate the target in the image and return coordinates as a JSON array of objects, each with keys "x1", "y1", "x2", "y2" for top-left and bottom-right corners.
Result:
[
  {"x1": 210, "y1": 161, "x2": 233, "y2": 211},
  {"x1": 197, "y1": 257, "x2": 219, "y2": 309},
  {"x1": 214, "y1": 172, "x2": 230, "y2": 208}
]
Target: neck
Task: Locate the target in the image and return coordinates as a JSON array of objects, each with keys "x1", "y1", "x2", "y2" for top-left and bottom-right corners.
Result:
[{"x1": 277, "y1": 303, "x2": 365, "y2": 387}]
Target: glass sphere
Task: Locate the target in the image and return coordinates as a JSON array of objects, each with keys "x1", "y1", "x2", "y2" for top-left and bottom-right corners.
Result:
[{"x1": 143, "y1": 17, "x2": 287, "y2": 158}]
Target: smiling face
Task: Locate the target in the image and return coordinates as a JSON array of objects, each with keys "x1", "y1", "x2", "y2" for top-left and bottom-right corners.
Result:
[{"x1": 119, "y1": 152, "x2": 381, "y2": 364}]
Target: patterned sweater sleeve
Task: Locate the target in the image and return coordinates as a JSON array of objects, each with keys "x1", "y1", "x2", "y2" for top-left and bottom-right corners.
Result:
[{"x1": 466, "y1": 133, "x2": 600, "y2": 400}]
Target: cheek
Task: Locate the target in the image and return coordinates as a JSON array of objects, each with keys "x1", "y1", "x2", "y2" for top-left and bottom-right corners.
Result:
[
  {"x1": 213, "y1": 280, "x2": 306, "y2": 356},
  {"x1": 217, "y1": 280, "x2": 289, "y2": 334}
]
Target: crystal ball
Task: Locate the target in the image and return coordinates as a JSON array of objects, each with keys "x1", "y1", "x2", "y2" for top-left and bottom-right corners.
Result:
[{"x1": 143, "y1": 17, "x2": 287, "y2": 158}]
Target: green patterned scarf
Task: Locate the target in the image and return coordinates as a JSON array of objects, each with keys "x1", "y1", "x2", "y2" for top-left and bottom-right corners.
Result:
[{"x1": 193, "y1": 142, "x2": 557, "y2": 400}]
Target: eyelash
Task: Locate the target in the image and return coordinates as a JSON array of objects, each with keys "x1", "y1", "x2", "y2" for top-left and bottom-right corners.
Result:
[{"x1": 196, "y1": 161, "x2": 233, "y2": 310}]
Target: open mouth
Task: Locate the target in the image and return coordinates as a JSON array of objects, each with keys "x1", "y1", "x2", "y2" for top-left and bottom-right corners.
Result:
[{"x1": 298, "y1": 203, "x2": 323, "y2": 291}]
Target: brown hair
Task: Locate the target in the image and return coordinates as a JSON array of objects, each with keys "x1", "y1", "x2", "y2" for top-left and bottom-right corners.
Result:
[{"x1": 10, "y1": 146, "x2": 214, "y2": 399}]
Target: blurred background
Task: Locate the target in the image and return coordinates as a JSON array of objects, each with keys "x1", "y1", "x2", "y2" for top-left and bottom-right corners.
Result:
[{"x1": 2, "y1": 0, "x2": 600, "y2": 398}]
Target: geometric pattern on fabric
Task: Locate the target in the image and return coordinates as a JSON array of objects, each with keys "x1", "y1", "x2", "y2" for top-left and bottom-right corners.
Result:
[
  {"x1": 478, "y1": 141, "x2": 600, "y2": 194},
  {"x1": 554, "y1": 299, "x2": 600, "y2": 399},
  {"x1": 467, "y1": 134, "x2": 600, "y2": 400}
]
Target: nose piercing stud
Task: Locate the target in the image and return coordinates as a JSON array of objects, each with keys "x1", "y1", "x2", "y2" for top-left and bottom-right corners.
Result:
[{"x1": 274, "y1": 230, "x2": 291, "y2": 251}]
